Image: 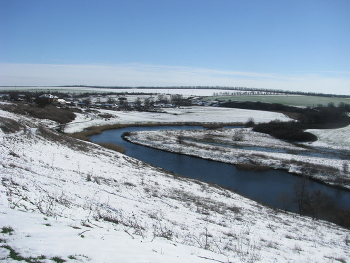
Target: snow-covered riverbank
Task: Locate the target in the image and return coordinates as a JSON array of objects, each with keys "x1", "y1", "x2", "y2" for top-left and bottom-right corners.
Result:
[
  {"x1": 125, "y1": 128, "x2": 350, "y2": 190},
  {"x1": 1, "y1": 107, "x2": 350, "y2": 262}
]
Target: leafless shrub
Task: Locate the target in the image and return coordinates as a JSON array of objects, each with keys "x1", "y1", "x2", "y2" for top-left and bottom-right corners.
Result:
[
  {"x1": 192, "y1": 227, "x2": 212, "y2": 250},
  {"x1": 124, "y1": 214, "x2": 147, "y2": 238},
  {"x1": 35, "y1": 193, "x2": 58, "y2": 217},
  {"x1": 227, "y1": 206, "x2": 241, "y2": 214},
  {"x1": 232, "y1": 129, "x2": 245, "y2": 141},
  {"x1": 93, "y1": 177, "x2": 101, "y2": 185},
  {"x1": 124, "y1": 182, "x2": 136, "y2": 187},
  {"x1": 234, "y1": 231, "x2": 261, "y2": 263},
  {"x1": 334, "y1": 258, "x2": 347, "y2": 263},
  {"x1": 224, "y1": 231, "x2": 237, "y2": 239},
  {"x1": 343, "y1": 162, "x2": 349, "y2": 173},
  {"x1": 9, "y1": 151, "x2": 20, "y2": 158},
  {"x1": 152, "y1": 217, "x2": 174, "y2": 240},
  {"x1": 265, "y1": 240, "x2": 280, "y2": 249},
  {"x1": 293, "y1": 243, "x2": 303, "y2": 253},
  {"x1": 97, "y1": 211, "x2": 121, "y2": 225},
  {"x1": 97, "y1": 209, "x2": 147, "y2": 239},
  {"x1": 86, "y1": 174, "x2": 92, "y2": 182},
  {"x1": 345, "y1": 235, "x2": 350, "y2": 246},
  {"x1": 53, "y1": 192, "x2": 72, "y2": 208}
]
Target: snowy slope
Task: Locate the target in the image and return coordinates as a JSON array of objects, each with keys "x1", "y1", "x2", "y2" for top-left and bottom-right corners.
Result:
[{"x1": 1, "y1": 108, "x2": 350, "y2": 263}]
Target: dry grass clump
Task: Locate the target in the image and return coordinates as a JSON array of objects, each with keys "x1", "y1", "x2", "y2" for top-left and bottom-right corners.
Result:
[
  {"x1": 68, "y1": 124, "x2": 132, "y2": 141},
  {"x1": 236, "y1": 163, "x2": 270, "y2": 172},
  {"x1": 0, "y1": 117, "x2": 24, "y2": 133},
  {"x1": 36, "y1": 126, "x2": 92, "y2": 152},
  {"x1": 98, "y1": 113, "x2": 115, "y2": 119},
  {"x1": 1, "y1": 103, "x2": 79, "y2": 124},
  {"x1": 97, "y1": 142, "x2": 125, "y2": 153}
]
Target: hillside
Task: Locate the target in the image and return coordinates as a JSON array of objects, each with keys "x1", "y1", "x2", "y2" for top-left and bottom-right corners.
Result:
[{"x1": 1, "y1": 107, "x2": 350, "y2": 262}]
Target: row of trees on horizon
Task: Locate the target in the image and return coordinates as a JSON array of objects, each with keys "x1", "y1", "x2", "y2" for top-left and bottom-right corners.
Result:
[{"x1": 3, "y1": 85, "x2": 349, "y2": 98}]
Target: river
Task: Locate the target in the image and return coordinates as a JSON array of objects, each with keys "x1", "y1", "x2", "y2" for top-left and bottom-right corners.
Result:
[{"x1": 90, "y1": 125, "x2": 350, "y2": 212}]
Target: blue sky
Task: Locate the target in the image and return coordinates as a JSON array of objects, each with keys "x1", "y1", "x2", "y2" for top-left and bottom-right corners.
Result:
[{"x1": 1, "y1": 0, "x2": 350, "y2": 94}]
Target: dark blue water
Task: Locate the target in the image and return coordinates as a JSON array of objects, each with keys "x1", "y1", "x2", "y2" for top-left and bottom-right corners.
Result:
[{"x1": 90, "y1": 126, "x2": 350, "y2": 211}]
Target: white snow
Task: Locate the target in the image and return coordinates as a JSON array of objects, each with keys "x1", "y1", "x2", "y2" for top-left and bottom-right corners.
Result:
[
  {"x1": 64, "y1": 106, "x2": 292, "y2": 133},
  {"x1": 1, "y1": 105, "x2": 350, "y2": 262},
  {"x1": 305, "y1": 125, "x2": 350, "y2": 150}
]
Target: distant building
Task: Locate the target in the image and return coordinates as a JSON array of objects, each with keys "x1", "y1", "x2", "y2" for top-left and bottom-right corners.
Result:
[
  {"x1": 38, "y1": 94, "x2": 58, "y2": 103},
  {"x1": 57, "y1": 99, "x2": 66, "y2": 105},
  {"x1": 36, "y1": 94, "x2": 59, "y2": 105}
]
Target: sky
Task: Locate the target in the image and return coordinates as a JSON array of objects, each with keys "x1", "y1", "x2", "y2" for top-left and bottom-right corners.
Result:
[{"x1": 0, "y1": 0, "x2": 350, "y2": 95}]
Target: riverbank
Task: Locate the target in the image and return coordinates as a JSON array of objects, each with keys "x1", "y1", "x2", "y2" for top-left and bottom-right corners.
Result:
[
  {"x1": 65, "y1": 106, "x2": 350, "y2": 190},
  {"x1": 1, "y1": 107, "x2": 350, "y2": 262},
  {"x1": 124, "y1": 128, "x2": 350, "y2": 190}
]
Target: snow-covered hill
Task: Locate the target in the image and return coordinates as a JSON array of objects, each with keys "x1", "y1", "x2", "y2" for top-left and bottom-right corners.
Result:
[{"x1": 1, "y1": 108, "x2": 349, "y2": 262}]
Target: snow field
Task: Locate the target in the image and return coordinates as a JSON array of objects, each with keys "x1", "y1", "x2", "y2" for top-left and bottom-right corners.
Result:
[
  {"x1": 64, "y1": 106, "x2": 292, "y2": 133},
  {"x1": 305, "y1": 124, "x2": 350, "y2": 150}
]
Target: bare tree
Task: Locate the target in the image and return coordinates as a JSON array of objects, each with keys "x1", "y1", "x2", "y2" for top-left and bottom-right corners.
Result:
[
  {"x1": 293, "y1": 176, "x2": 309, "y2": 215},
  {"x1": 305, "y1": 190, "x2": 332, "y2": 220},
  {"x1": 157, "y1": 94, "x2": 168, "y2": 104},
  {"x1": 343, "y1": 162, "x2": 349, "y2": 173},
  {"x1": 144, "y1": 97, "x2": 154, "y2": 109},
  {"x1": 134, "y1": 97, "x2": 142, "y2": 110},
  {"x1": 171, "y1": 94, "x2": 183, "y2": 106},
  {"x1": 107, "y1": 97, "x2": 116, "y2": 104}
]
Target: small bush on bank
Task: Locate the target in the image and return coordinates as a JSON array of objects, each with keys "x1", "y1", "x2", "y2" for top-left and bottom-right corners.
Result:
[
  {"x1": 245, "y1": 117, "x2": 255, "y2": 127},
  {"x1": 232, "y1": 129, "x2": 244, "y2": 141}
]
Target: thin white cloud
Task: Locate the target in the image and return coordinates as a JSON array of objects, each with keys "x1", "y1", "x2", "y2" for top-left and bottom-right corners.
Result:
[{"x1": 0, "y1": 63, "x2": 349, "y2": 95}]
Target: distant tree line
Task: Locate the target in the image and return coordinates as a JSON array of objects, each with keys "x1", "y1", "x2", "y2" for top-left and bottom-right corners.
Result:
[{"x1": 18, "y1": 85, "x2": 349, "y2": 98}]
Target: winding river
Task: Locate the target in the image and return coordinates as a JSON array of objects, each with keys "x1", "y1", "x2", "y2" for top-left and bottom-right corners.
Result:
[{"x1": 90, "y1": 126, "x2": 350, "y2": 212}]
